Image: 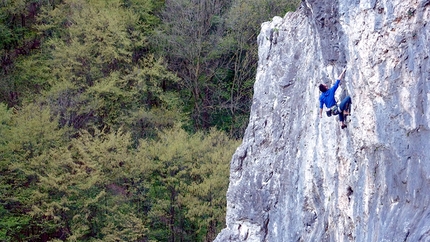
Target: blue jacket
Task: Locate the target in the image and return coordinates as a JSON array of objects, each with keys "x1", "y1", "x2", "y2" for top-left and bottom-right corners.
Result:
[{"x1": 319, "y1": 80, "x2": 340, "y2": 109}]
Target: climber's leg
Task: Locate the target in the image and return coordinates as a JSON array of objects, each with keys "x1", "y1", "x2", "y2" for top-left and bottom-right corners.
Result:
[
  {"x1": 339, "y1": 112, "x2": 347, "y2": 129},
  {"x1": 340, "y1": 96, "x2": 351, "y2": 116},
  {"x1": 339, "y1": 96, "x2": 351, "y2": 129}
]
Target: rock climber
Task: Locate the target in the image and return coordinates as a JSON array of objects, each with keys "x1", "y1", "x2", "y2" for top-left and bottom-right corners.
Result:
[{"x1": 318, "y1": 68, "x2": 352, "y2": 129}]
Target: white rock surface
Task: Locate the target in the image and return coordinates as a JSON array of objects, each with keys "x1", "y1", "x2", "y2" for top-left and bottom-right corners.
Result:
[{"x1": 215, "y1": 0, "x2": 430, "y2": 241}]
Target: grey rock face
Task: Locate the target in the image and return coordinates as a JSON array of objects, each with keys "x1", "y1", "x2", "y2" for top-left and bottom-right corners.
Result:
[{"x1": 215, "y1": 0, "x2": 430, "y2": 241}]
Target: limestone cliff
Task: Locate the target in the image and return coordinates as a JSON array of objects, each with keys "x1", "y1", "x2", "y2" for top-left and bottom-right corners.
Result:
[{"x1": 215, "y1": 0, "x2": 430, "y2": 241}]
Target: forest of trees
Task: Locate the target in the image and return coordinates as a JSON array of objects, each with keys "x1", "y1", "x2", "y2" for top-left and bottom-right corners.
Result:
[{"x1": 0, "y1": 0, "x2": 299, "y2": 241}]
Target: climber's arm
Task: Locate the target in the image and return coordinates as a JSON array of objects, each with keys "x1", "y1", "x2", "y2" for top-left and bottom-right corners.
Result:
[
  {"x1": 319, "y1": 98, "x2": 324, "y2": 118},
  {"x1": 337, "y1": 68, "x2": 346, "y2": 81}
]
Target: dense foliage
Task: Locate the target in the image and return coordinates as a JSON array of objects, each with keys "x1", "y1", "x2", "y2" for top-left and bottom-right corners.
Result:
[{"x1": 0, "y1": 0, "x2": 299, "y2": 241}]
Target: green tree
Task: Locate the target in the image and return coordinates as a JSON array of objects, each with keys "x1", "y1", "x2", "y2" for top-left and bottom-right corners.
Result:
[
  {"x1": 0, "y1": 0, "x2": 39, "y2": 50},
  {"x1": 1, "y1": 119, "x2": 150, "y2": 240},
  {"x1": 136, "y1": 126, "x2": 239, "y2": 241},
  {"x1": 59, "y1": 129, "x2": 148, "y2": 241},
  {"x1": 181, "y1": 128, "x2": 239, "y2": 241},
  {"x1": 154, "y1": 0, "x2": 232, "y2": 131},
  {"x1": 32, "y1": 0, "x2": 181, "y2": 135},
  {"x1": 0, "y1": 103, "x2": 68, "y2": 241},
  {"x1": 137, "y1": 127, "x2": 195, "y2": 241},
  {"x1": 0, "y1": 0, "x2": 66, "y2": 105}
]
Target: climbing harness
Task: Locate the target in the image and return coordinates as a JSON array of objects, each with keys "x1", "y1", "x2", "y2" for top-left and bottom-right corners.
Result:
[{"x1": 326, "y1": 104, "x2": 340, "y2": 117}]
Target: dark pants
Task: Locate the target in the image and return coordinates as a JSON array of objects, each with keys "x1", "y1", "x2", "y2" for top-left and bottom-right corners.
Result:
[{"x1": 338, "y1": 96, "x2": 351, "y2": 122}]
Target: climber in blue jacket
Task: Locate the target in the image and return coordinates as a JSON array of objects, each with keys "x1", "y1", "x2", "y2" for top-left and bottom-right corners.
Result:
[{"x1": 319, "y1": 68, "x2": 351, "y2": 129}]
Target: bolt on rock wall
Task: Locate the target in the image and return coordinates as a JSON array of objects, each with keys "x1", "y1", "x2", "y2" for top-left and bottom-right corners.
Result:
[{"x1": 215, "y1": 0, "x2": 430, "y2": 241}]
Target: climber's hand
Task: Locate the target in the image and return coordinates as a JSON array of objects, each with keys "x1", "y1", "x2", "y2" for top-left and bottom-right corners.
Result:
[{"x1": 338, "y1": 68, "x2": 346, "y2": 80}]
